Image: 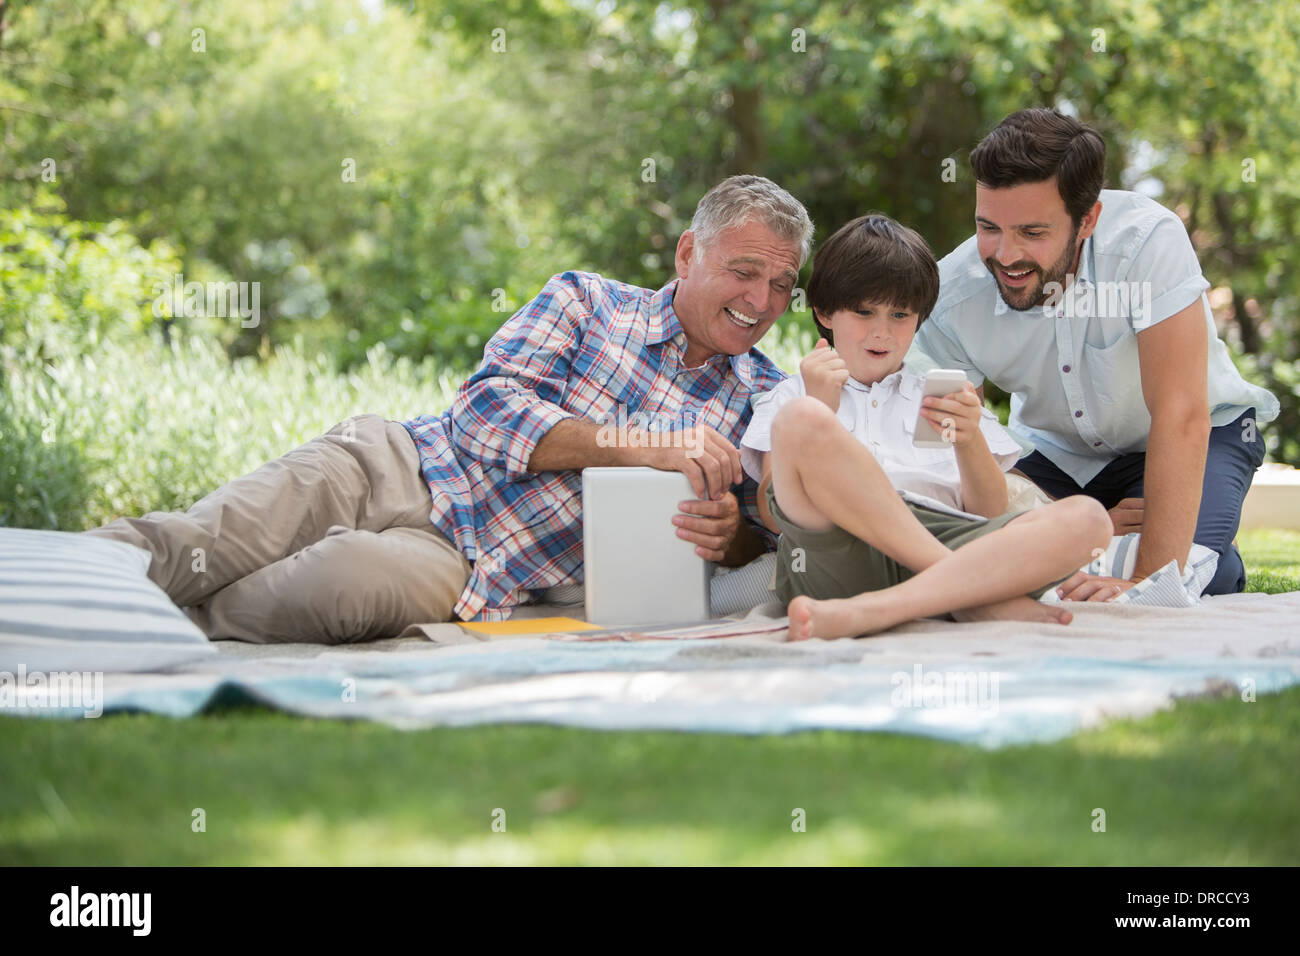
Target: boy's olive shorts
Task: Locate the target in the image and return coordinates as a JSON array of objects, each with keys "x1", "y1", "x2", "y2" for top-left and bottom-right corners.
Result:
[{"x1": 765, "y1": 482, "x2": 1067, "y2": 604}]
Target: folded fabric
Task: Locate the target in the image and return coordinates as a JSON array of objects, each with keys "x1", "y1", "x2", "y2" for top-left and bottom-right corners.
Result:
[{"x1": 1041, "y1": 532, "x2": 1219, "y2": 607}]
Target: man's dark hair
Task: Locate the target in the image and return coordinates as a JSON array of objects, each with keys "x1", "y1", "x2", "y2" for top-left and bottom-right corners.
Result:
[
  {"x1": 807, "y1": 214, "x2": 939, "y2": 345},
  {"x1": 969, "y1": 108, "x2": 1106, "y2": 225}
]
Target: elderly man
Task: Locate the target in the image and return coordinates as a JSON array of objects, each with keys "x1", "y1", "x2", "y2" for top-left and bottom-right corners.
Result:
[
  {"x1": 911, "y1": 108, "x2": 1278, "y2": 598},
  {"x1": 84, "y1": 175, "x2": 812, "y2": 642}
]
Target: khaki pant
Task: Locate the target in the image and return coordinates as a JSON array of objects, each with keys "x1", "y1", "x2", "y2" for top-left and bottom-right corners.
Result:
[{"x1": 83, "y1": 415, "x2": 470, "y2": 644}]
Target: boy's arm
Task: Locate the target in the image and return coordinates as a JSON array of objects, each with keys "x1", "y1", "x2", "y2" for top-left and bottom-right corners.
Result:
[
  {"x1": 953, "y1": 433, "x2": 1009, "y2": 518},
  {"x1": 922, "y1": 383, "x2": 1009, "y2": 518}
]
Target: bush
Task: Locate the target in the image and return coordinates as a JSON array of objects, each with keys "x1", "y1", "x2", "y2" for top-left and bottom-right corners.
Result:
[
  {"x1": 0, "y1": 193, "x2": 181, "y2": 363},
  {"x1": 0, "y1": 335, "x2": 461, "y2": 531}
]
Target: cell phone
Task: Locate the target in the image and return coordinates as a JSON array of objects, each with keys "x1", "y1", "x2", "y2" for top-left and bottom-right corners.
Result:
[{"x1": 913, "y1": 368, "x2": 970, "y2": 448}]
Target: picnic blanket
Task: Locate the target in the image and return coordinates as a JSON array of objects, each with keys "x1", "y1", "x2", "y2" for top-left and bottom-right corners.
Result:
[{"x1": 6, "y1": 590, "x2": 1299, "y2": 748}]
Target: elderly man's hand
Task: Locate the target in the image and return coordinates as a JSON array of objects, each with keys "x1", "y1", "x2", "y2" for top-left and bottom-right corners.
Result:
[
  {"x1": 673, "y1": 492, "x2": 741, "y2": 561},
  {"x1": 636, "y1": 424, "x2": 743, "y2": 500}
]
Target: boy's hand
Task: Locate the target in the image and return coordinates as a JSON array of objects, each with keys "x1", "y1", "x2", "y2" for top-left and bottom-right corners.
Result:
[
  {"x1": 920, "y1": 382, "x2": 983, "y2": 446},
  {"x1": 799, "y1": 338, "x2": 850, "y2": 411}
]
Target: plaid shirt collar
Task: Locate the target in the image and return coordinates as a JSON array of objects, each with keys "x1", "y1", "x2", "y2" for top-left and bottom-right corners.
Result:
[{"x1": 646, "y1": 278, "x2": 685, "y2": 345}]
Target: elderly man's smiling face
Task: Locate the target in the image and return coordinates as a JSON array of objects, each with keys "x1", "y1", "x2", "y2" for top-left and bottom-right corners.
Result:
[{"x1": 672, "y1": 220, "x2": 801, "y2": 367}]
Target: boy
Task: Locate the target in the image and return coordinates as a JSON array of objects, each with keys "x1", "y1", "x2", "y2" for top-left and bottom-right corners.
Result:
[{"x1": 740, "y1": 214, "x2": 1112, "y2": 640}]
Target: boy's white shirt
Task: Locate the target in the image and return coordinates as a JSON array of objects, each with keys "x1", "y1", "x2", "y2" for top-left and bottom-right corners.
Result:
[{"x1": 740, "y1": 367, "x2": 1024, "y2": 519}]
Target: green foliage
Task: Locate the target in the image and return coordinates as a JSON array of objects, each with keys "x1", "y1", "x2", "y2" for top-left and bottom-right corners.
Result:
[
  {"x1": 3, "y1": 0, "x2": 1300, "y2": 455},
  {"x1": 0, "y1": 334, "x2": 461, "y2": 530},
  {"x1": 0, "y1": 192, "x2": 181, "y2": 360}
]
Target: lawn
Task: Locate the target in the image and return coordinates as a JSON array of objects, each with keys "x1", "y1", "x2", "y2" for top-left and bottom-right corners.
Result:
[{"x1": 2, "y1": 529, "x2": 1298, "y2": 866}]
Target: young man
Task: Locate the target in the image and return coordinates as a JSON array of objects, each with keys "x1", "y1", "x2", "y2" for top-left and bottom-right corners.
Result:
[
  {"x1": 83, "y1": 176, "x2": 814, "y2": 642},
  {"x1": 740, "y1": 215, "x2": 1112, "y2": 641},
  {"x1": 911, "y1": 108, "x2": 1278, "y2": 598}
]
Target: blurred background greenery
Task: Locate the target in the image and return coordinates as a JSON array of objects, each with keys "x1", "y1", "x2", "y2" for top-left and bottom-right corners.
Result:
[{"x1": 3, "y1": 0, "x2": 1299, "y2": 530}]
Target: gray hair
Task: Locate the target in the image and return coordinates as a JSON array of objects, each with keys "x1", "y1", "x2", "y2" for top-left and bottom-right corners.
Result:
[{"x1": 689, "y1": 174, "x2": 814, "y2": 268}]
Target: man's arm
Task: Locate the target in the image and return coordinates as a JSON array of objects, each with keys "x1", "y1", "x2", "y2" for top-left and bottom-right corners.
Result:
[
  {"x1": 1134, "y1": 299, "x2": 1211, "y2": 578},
  {"x1": 449, "y1": 274, "x2": 586, "y2": 481}
]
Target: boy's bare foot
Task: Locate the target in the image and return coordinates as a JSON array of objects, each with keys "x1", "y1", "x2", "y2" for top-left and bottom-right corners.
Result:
[
  {"x1": 787, "y1": 594, "x2": 892, "y2": 641},
  {"x1": 952, "y1": 595, "x2": 1073, "y2": 626}
]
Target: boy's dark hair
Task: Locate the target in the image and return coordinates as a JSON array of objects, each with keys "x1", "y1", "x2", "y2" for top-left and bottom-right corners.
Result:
[
  {"x1": 807, "y1": 214, "x2": 939, "y2": 346},
  {"x1": 969, "y1": 107, "x2": 1106, "y2": 226}
]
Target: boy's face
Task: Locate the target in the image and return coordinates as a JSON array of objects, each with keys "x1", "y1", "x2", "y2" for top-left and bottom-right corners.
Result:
[{"x1": 815, "y1": 301, "x2": 919, "y2": 385}]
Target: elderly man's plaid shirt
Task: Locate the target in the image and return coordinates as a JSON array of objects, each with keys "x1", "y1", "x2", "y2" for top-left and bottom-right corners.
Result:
[{"x1": 402, "y1": 270, "x2": 788, "y2": 621}]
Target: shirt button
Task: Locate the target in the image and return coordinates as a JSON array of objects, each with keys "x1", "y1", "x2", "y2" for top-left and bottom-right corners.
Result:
[
  {"x1": 1074, "y1": 410, "x2": 1083, "y2": 418},
  {"x1": 1093, "y1": 441, "x2": 1102, "y2": 447},
  {"x1": 871, "y1": 400, "x2": 878, "y2": 408},
  {"x1": 1062, "y1": 365, "x2": 1071, "y2": 373}
]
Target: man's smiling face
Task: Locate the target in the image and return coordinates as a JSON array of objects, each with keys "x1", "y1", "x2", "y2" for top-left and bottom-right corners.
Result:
[
  {"x1": 975, "y1": 176, "x2": 1098, "y2": 311},
  {"x1": 673, "y1": 220, "x2": 801, "y2": 367}
]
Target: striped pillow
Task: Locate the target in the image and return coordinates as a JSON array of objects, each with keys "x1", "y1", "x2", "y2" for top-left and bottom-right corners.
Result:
[{"x1": 0, "y1": 527, "x2": 215, "y2": 673}]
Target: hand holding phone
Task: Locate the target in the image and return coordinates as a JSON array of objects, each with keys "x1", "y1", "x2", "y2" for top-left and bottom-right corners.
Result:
[{"x1": 913, "y1": 368, "x2": 974, "y2": 448}]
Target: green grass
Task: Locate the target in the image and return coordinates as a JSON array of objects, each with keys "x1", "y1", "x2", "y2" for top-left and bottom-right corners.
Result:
[
  {"x1": 1241, "y1": 528, "x2": 1300, "y2": 594},
  {"x1": 0, "y1": 529, "x2": 1296, "y2": 865},
  {"x1": 2, "y1": 687, "x2": 1297, "y2": 865}
]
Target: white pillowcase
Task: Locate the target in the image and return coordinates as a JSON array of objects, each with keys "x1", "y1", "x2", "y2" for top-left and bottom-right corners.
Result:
[{"x1": 0, "y1": 527, "x2": 216, "y2": 673}]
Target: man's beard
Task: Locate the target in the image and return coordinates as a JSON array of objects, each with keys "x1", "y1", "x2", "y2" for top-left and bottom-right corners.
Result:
[{"x1": 985, "y1": 223, "x2": 1081, "y2": 312}]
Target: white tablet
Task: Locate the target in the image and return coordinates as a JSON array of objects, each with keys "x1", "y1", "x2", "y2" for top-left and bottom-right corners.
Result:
[{"x1": 581, "y1": 467, "x2": 712, "y2": 626}]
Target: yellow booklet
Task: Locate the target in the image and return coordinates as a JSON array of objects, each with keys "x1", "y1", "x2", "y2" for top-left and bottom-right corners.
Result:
[{"x1": 457, "y1": 616, "x2": 598, "y2": 636}]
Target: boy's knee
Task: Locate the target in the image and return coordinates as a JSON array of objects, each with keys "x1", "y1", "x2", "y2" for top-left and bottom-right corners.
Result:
[
  {"x1": 771, "y1": 396, "x2": 836, "y2": 449},
  {"x1": 1060, "y1": 495, "x2": 1112, "y2": 547}
]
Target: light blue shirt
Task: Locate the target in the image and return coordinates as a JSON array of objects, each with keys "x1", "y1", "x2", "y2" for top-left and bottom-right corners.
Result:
[{"x1": 909, "y1": 189, "x2": 1279, "y2": 485}]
